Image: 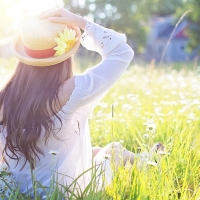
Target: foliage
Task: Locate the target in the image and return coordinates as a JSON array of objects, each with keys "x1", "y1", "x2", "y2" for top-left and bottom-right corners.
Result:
[
  {"x1": 63, "y1": 0, "x2": 149, "y2": 53},
  {"x1": 142, "y1": 0, "x2": 183, "y2": 16},
  {"x1": 62, "y1": 0, "x2": 200, "y2": 54},
  {"x1": 176, "y1": 0, "x2": 200, "y2": 53}
]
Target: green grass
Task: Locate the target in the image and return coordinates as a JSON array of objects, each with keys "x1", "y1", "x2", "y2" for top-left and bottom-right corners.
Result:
[
  {"x1": 0, "y1": 58, "x2": 200, "y2": 199},
  {"x1": 89, "y1": 64, "x2": 200, "y2": 200}
]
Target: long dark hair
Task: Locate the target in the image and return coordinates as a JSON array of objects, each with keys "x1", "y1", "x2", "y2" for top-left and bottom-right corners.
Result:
[{"x1": 0, "y1": 57, "x2": 73, "y2": 169}]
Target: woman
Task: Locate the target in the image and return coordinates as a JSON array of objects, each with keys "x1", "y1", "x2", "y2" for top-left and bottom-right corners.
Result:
[{"x1": 0, "y1": 9, "x2": 135, "y2": 198}]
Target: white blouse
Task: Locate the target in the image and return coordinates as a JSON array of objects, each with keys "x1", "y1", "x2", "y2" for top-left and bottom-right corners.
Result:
[{"x1": 0, "y1": 21, "x2": 134, "y2": 198}]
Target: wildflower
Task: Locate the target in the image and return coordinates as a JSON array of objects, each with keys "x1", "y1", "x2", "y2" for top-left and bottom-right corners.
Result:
[
  {"x1": 0, "y1": 163, "x2": 8, "y2": 172},
  {"x1": 191, "y1": 99, "x2": 200, "y2": 105},
  {"x1": 104, "y1": 154, "x2": 111, "y2": 159},
  {"x1": 54, "y1": 28, "x2": 78, "y2": 56},
  {"x1": 187, "y1": 113, "x2": 196, "y2": 120},
  {"x1": 127, "y1": 93, "x2": 134, "y2": 98},
  {"x1": 144, "y1": 119, "x2": 157, "y2": 133},
  {"x1": 149, "y1": 124, "x2": 156, "y2": 132},
  {"x1": 168, "y1": 110, "x2": 173, "y2": 115},
  {"x1": 122, "y1": 104, "x2": 133, "y2": 110},
  {"x1": 119, "y1": 96, "x2": 124, "y2": 100},
  {"x1": 49, "y1": 150, "x2": 58, "y2": 156},
  {"x1": 99, "y1": 102, "x2": 108, "y2": 108},
  {"x1": 143, "y1": 134, "x2": 149, "y2": 139},
  {"x1": 113, "y1": 102, "x2": 119, "y2": 106},
  {"x1": 0, "y1": 163, "x2": 18, "y2": 200}
]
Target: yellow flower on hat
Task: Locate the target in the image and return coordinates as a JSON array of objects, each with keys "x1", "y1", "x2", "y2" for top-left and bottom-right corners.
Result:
[{"x1": 54, "y1": 28, "x2": 78, "y2": 56}]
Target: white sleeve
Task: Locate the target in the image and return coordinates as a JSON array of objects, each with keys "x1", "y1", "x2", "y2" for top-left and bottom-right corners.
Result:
[{"x1": 63, "y1": 22, "x2": 134, "y2": 112}]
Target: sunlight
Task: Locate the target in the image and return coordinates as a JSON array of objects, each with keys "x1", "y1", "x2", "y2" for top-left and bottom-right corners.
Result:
[
  {"x1": 1, "y1": 0, "x2": 64, "y2": 36},
  {"x1": 17, "y1": 0, "x2": 64, "y2": 16}
]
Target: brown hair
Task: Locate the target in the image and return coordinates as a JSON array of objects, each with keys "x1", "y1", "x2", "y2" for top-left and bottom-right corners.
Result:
[{"x1": 0, "y1": 57, "x2": 73, "y2": 169}]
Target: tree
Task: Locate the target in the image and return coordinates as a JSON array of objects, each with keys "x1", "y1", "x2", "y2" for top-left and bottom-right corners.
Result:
[
  {"x1": 63, "y1": 0, "x2": 150, "y2": 54},
  {"x1": 145, "y1": 0, "x2": 183, "y2": 16},
  {"x1": 176, "y1": 0, "x2": 200, "y2": 53},
  {"x1": 62, "y1": 0, "x2": 200, "y2": 54}
]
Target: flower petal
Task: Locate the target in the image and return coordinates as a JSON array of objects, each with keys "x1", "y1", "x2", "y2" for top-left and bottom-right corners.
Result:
[{"x1": 54, "y1": 28, "x2": 78, "y2": 56}]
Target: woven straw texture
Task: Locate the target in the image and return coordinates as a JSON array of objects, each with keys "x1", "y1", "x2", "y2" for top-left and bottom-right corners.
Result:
[{"x1": 21, "y1": 17, "x2": 65, "y2": 50}]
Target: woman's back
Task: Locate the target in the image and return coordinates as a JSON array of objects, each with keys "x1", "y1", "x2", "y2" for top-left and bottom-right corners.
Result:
[
  {"x1": 0, "y1": 9, "x2": 134, "y2": 198},
  {"x1": 1, "y1": 99, "x2": 92, "y2": 196},
  {"x1": 0, "y1": 76, "x2": 75, "y2": 122}
]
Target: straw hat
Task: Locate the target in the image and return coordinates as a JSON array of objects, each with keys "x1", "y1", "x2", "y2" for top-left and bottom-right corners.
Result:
[{"x1": 10, "y1": 16, "x2": 81, "y2": 67}]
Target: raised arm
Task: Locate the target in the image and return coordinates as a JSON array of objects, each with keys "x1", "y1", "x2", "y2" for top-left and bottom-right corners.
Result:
[
  {"x1": 74, "y1": 22, "x2": 134, "y2": 107},
  {"x1": 40, "y1": 9, "x2": 134, "y2": 111}
]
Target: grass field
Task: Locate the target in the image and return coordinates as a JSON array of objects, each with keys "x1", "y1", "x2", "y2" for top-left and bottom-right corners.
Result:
[
  {"x1": 0, "y1": 58, "x2": 200, "y2": 199},
  {"x1": 90, "y1": 63, "x2": 200, "y2": 200}
]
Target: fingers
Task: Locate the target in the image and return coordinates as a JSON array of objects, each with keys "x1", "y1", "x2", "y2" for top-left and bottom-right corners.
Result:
[
  {"x1": 48, "y1": 17, "x2": 67, "y2": 24},
  {"x1": 38, "y1": 9, "x2": 85, "y2": 30},
  {"x1": 40, "y1": 9, "x2": 55, "y2": 15},
  {"x1": 39, "y1": 9, "x2": 63, "y2": 19}
]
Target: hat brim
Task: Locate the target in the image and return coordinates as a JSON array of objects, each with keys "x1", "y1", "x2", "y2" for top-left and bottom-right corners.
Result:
[{"x1": 10, "y1": 26, "x2": 81, "y2": 67}]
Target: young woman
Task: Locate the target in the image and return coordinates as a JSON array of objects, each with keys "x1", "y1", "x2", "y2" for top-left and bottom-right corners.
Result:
[{"x1": 0, "y1": 8, "x2": 135, "y2": 197}]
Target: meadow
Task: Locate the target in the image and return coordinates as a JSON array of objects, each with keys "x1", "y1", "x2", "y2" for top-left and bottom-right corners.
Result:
[{"x1": 0, "y1": 57, "x2": 200, "y2": 199}]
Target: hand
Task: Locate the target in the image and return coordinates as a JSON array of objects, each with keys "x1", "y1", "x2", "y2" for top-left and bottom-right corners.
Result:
[{"x1": 39, "y1": 8, "x2": 87, "y2": 30}]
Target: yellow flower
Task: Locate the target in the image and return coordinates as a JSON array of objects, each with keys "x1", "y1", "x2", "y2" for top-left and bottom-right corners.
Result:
[{"x1": 54, "y1": 28, "x2": 78, "y2": 56}]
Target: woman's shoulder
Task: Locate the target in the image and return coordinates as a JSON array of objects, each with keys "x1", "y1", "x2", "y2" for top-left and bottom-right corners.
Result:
[{"x1": 58, "y1": 76, "x2": 75, "y2": 108}]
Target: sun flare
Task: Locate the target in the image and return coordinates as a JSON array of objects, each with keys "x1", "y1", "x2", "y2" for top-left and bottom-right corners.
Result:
[{"x1": 1, "y1": 0, "x2": 64, "y2": 37}]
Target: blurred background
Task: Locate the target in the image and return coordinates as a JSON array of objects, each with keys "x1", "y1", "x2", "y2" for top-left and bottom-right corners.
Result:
[{"x1": 0, "y1": 0, "x2": 199, "y2": 64}]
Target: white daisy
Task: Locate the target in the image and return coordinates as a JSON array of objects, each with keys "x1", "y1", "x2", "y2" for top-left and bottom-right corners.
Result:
[
  {"x1": 49, "y1": 150, "x2": 58, "y2": 156},
  {"x1": 143, "y1": 134, "x2": 149, "y2": 139},
  {"x1": 144, "y1": 119, "x2": 157, "y2": 133}
]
